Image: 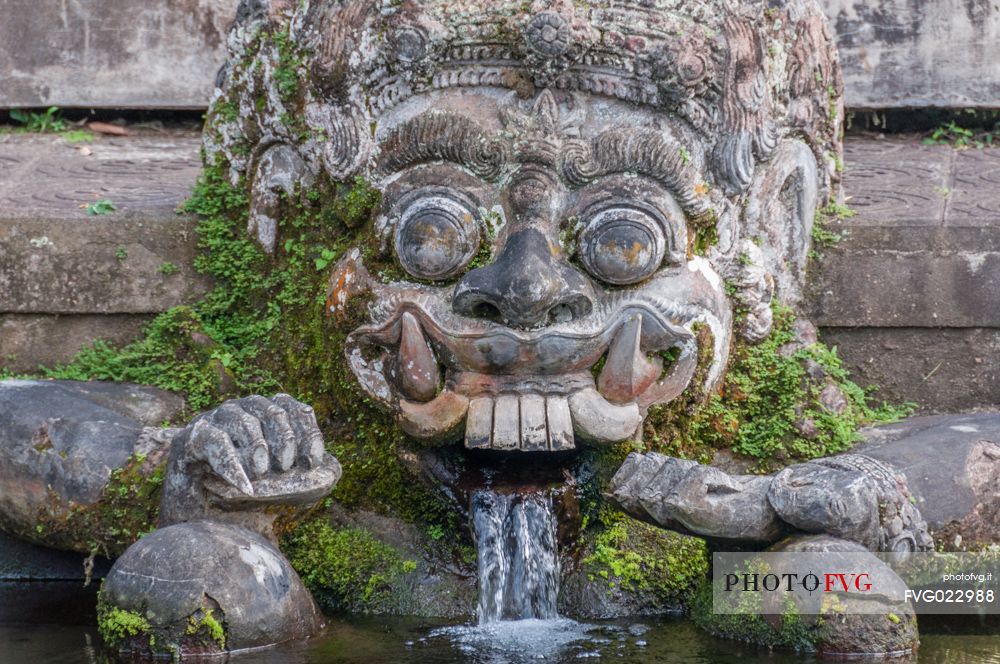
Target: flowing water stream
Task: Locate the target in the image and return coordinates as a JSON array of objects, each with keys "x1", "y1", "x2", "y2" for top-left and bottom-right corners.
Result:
[{"x1": 471, "y1": 489, "x2": 560, "y2": 624}]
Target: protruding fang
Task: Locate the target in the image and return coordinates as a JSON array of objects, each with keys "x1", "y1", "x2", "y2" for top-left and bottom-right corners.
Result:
[
  {"x1": 569, "y1": 388, "x2": 642, "y2": 444},
  {"x1": 399, "y1": 390, "x2": 469, "y2": 443},
  {"x1": 398, "y1": 312, "x2": 440, "y2": 402},
  {"x1": 598, "y1": 313, "x2": 662, "y2": 403},
  {"x1": 465, "y1": 397, "x2": 494, "y2": 449}
]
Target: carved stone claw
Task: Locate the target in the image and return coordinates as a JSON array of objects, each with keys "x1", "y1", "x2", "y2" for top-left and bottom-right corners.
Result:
[{"x1": 159, "y1": 393, "x2": 341, "y2": 530}]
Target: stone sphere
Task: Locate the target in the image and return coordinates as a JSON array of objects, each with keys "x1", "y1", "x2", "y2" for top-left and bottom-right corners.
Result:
[{"x1": 101, "y1": 520, "x2": 320, "y2": 656}]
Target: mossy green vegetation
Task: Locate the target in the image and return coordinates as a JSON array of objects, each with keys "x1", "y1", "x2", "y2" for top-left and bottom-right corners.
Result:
[
  {"x1": 185, "y1": 607, "x2": 226, "y2": 650},
  {"x1": 97, "y1": 604, "x2": 152, "y2": 648},
  {"x1": 98, "y1": 592, "x2": 228, "y2": 656},
  {"x1": 581, "y1": 508, "x2": 708, "y2": 603},
  {"x1": 688, "y1": 579, "x2": 816, "y2": 652},
  {"x1": 641, "y1": 306, "x2": 909, "y2": 470},
  {"x1": 36, "y1": 452, "x2": 165, "y2": 558},
  {"x1": 283, "y1": 519, "x2": 417, "y2": 614}
]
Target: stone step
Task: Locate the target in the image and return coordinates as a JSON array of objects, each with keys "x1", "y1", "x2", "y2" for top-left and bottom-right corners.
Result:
[
  {"x1": 0, "y1": 131, "x2": 208, "y2": 371},
  {"x1": 807, "y1": 137, "x2": 1000, "y2": 413},
  {"x1": 1, "y1": 0, "x2": 998, "y2": 110},
  {"x1": 0, "y1": 132, "x2": 997, "y2": 412}
]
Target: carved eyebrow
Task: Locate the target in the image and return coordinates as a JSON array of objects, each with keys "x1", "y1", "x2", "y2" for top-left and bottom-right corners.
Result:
[
  {"x1": 376, "y1": 111, "x2": 509, "y2": 181},
  {"x1": 562, "y1": 129, "x2": 713, "y2": 221}
]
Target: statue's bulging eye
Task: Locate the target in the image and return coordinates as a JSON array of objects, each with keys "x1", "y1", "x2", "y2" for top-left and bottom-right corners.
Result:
[
  {"x1": 394, "y1": 196, "x2": 479, "y2": 280},
  {"x1": 578, "y1": 207, "x2": 667, "y2": 285}
]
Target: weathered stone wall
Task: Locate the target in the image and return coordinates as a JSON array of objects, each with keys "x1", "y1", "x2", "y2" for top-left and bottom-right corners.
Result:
[
  {"x1": 807, "y1": 139, "x2": 1000, "y2": 412},
  {"x1": 0, "y1": 0, "x2": 232, "y2": 109},
  {"x1": 2, "y1": 0, "x2": 998, "y2": 109},
  {"x1": 0, "y1": 134, "x2": 209, "y2": 372}
]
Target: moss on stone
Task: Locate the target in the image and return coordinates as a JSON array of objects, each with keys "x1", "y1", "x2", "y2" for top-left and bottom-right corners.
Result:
[
  {"x1": 35, "y1": 451, "x2": 166, "y2": 558},
  {"x1": 644, "y1": 306, "x2": 910, "y2": 471},
  {"x1": 687, "y1": 578, "x2": 817, "y2": 652},
  {"x1": 97, "y1": 604, "x2": 152, "y2": 648},
  {"x1": 282, "y1": 519, "x2": 417, "y2": 614},
  {"x1": 581, "y1": 509, "x2": 708, "y2": 603},
  {"x1": 185, "y1": 607, "x2": 226, "y2": 650},
  {"x1": 98, "y1": 591, "x2": 229, "y2": 657}
]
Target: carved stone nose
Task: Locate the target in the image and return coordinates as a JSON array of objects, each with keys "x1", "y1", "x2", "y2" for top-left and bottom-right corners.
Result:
[{"x1": 453, "y1": 229, "x2": 594, "y2": 327}]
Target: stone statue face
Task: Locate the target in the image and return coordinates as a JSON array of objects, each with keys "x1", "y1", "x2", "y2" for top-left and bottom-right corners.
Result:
[
  {"x1": 209, "y1": 0, "x2": 844, "y2": 454},
  {"x1": 333, "y1": 88, "x2": 732, "y2": 451}
]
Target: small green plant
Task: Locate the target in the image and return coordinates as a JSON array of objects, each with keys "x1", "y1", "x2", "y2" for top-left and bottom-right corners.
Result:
[
  {"x1": 63, "y1": 129, "x2": 94, "y2": 144},
  {"x1": 923, "y1": 121, "x2": 997, "y2": 149},
  {"x1": 86, "y1": 199, "x2": 117, "y2": 216},
  {"x1": 97, "y1": 604, "x2": 152, "y2": 646},
  {"x1": 158, "y1": 262, "x2": 179, "y2": 276},
  {"x1": 10, "y1": 106, "x2": 67, "y2": 133},
  {"x1": 810, "y1": 202, "x2": 855, "y2": 259},
  {"x1": 115, "y1": 246, "x2": 128, "y2": 262},
  {"x1": 314, "y1": 248, "x2": 338, "y2": 271}
]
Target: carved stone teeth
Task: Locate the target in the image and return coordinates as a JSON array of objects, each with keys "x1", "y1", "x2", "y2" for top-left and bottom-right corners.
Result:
[
  {"x1": 398, "y1": 312, "x2": 440, "y2": 402},
  {"x1": 597, "y1": 313, "x2": 662, "y2": 404},
  {"x1": 492, "y1": 395, "x2": 520, "y2": 450},
  {"x1": 461, "y1": 393, "x2": 577, "y2": 451},
  {"x1": 544, "y1": 396, "x2": 574, "y2": 451},
  {"x1": 465, "y1": 396, "x2": 494, "y2": 449},
  {"x1": 519, "y1": 395, "x2": 547, "y2": 451}
]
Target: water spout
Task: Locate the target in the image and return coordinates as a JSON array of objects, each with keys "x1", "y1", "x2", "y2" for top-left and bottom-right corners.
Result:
[{"x1": 472, "y1": 489, "x2": 560, "y2": 624}]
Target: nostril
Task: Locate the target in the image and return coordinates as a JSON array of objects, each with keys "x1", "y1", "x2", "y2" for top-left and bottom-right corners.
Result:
[
  {"x1": 471, "y1": 301, "x2": 503, "y2": 322},
  {"x1": 546, "y1": 295, "x2": 593, "y2": 325},
  {"x1": 547, "y1": 303, "x2": 575, "y2": 325}
]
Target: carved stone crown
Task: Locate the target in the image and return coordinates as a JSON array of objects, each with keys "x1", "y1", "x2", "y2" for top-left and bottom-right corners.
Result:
[{"x1": 213, "y1": 0, "x2": 843, "y2": 198}]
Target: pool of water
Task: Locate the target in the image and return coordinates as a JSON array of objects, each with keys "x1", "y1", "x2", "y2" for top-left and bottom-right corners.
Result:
[{"x1": 2, "y1": 613, "x2": 999, "y2": 663}]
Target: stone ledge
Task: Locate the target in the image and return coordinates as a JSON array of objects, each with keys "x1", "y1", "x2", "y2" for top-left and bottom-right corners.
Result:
[
  {"x1": 0, "y1": 133, "x2": 210, "y2": 315},
  {"x1": 819, "y1": 327, "x2": 1000, "y2": 413},
  {"x1": 0, "y1": 314, "x2": 155, "y2": 372},
  {"x1": 807, "y1": 139, "x2": 1000, "y2": 329}
]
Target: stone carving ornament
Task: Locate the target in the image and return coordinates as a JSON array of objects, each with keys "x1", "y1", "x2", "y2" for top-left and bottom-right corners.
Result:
[
  {"x1": 208, "y1": 0, "x2": 844, "y2": 453},
  {"x1": 0, "y1": 0, "x2": 849, "y2": 655}
]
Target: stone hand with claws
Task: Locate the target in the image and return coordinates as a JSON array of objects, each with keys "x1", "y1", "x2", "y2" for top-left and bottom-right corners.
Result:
[{"x1": 160, "y1": 394, "x2": 342, "y2": 533}]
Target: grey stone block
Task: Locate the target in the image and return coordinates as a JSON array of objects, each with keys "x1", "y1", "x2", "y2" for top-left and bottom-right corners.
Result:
[
  {"x1": 818, "y1": 327, "x2": 1000, "y2": 413},
  {"x1": 857, "y1": 414, "x2": 1000, "y2": 544},
  {"x1": 0, "y1": 314, "x2": 154, "y2": 372},
  {"x1": 0, "y1": 134, "x2": 211, "y2": 314},
  {"x1": 0, "y1": 0, "x2": 232, "y2": 109},
  {"x1": 823, "y1": 0, "x2": 1000, "y2": 109},
  {"x1": 809, "y1": 251, "x2": 1000, "y2": 327}
]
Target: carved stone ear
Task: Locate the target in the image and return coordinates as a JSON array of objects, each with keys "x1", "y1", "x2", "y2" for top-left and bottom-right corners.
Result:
[
  {"x1": 248, "y1": 145, "x2": 314, "y2": 253},
  {"x1": 741, "y1": 140, "x2": 820, "y2": 307}
]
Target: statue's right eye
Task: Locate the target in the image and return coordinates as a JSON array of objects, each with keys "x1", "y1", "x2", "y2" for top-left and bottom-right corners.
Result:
[{"x1": 394, "y1": 195, "x2": 480, "y2": 281}]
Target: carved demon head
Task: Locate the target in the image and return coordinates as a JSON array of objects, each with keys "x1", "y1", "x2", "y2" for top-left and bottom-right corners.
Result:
[{"x1": 208, "y1": 0, "x2": 843, "y2": 453}]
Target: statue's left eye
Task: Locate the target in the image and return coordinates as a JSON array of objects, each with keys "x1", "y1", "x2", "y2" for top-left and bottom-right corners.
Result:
[
  {"x1": 394, "y1": 196, "x2": 479, "y2": 280},
  {"x1": 577, "y1": 206, "x2": 667, "y2": 285}
]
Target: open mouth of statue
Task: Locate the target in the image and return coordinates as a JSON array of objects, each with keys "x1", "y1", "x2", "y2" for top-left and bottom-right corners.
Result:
[{"x1": 345, "y1": 300, "x2": 702, "y2": 452}]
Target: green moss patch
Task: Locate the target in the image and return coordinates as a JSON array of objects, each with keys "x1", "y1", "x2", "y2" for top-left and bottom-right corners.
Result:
[
  {"x1": 283, "y1": 519, "x2": 417, "y2": 614},
  {"x1": 644, "y1": 306, "x2": 910, "y2": 471},
  {"x1": 581, "y1": 509, "x2": 708, "y2": 604}
]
